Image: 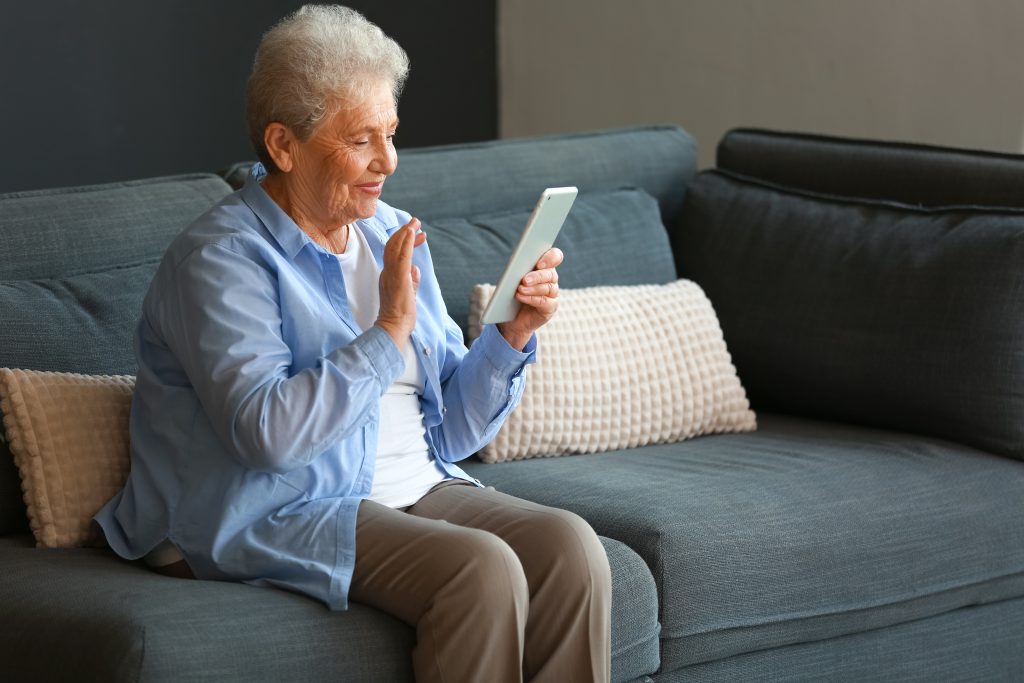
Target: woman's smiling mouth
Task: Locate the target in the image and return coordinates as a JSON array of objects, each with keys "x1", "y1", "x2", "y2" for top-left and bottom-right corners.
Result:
[{"x1": 356, "y1": 182, "x2": 383, "y2": 195}]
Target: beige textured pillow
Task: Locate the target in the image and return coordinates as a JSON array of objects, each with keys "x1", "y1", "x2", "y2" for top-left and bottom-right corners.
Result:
[
  {"x1": 0, "y1": 369, "x2": 134, "y2": 547},
  {"x1": 467, "y1": 280, "x2": 756, "y2": 463}
]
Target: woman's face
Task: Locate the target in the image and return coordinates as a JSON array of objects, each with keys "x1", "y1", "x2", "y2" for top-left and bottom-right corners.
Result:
[{"x1": 284, "y1": 80, "x2": 399, "y2": 228}]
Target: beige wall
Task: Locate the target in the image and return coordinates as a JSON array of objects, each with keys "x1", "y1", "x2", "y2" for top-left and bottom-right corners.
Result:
[{"x1": 499, "y1": 0, "x2": 1024, "y2": 167}]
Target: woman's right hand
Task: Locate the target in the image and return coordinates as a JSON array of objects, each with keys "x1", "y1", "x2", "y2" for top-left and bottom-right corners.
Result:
[{"x1": 376, "y1": 217, "x2": 426, "y2": 347}]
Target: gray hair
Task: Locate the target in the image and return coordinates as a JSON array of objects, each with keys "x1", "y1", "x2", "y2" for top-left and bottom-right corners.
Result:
[{"x1": 246, "y1": 4, "x2": 410, "y2": 172}]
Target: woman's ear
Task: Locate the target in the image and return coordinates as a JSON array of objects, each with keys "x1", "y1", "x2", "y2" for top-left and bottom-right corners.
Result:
[{"x1": 264, "y1": 123, "x2": 296, "y2": 173}]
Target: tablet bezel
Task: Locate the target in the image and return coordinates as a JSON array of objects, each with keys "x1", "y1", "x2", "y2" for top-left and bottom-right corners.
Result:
[{"x1": 480, "y1": 186, "x2": 578, "y2": 325}]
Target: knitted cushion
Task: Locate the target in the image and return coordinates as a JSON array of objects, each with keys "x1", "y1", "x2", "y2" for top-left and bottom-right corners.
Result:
[
  {"x1": 0, "y1": 369, "x2": 134, "y2": 547},
  {"x1": 467, "y1": 280, "x2": 756, "y2": 462}
]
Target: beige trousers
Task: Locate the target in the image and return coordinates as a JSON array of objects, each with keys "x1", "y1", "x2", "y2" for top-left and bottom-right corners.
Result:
[{"x1": 350, "y1": 479, "x2": 612, "y2": 683}]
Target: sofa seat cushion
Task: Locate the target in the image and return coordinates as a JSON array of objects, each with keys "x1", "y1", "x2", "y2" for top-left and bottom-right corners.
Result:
[
  {"x1": 0, "y1": 534, "x2": 660, "y2": 683},
  {"x1": 462, "y1": 414, "x2": 1024, "y2": 674}
]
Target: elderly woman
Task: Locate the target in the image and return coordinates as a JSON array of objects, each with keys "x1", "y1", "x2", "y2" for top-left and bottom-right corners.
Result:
[{"x1": 95, "y1": 5, "x2": 610, "y2": 682}]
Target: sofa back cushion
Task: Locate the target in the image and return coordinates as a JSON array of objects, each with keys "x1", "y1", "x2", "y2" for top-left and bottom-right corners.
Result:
[
  {"x1": 674, "y1": 170, "x2": 1024, "y2": 459},
  {"x1": 0, "y1": 172, "x2": 231, "y2": 374},
  {"x1": 0, "y1": 174, "x2": 231, "y2": 281},
  {"x1": 0, "y1": 173, "x2": 233, "y2": 534}
]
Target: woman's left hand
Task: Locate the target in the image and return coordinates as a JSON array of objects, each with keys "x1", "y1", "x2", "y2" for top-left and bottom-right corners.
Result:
[{"x1": 497, "y1": 248, "x2": 564, "y2": 351}]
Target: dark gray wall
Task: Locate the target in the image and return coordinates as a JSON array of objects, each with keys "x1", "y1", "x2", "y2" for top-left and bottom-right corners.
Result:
[{"x1": 1, "y1": 1, "x2": 496, "y2": 193}]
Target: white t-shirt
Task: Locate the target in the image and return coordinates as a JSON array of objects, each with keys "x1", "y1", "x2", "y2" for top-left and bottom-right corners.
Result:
[{"x1": 336, "y1": 224, "x2": 447, "y2": 508}]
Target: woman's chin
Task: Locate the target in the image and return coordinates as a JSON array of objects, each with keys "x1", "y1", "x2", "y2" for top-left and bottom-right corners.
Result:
[{"x1": 348, "y1": 197, "x2": 379, "y2": 221}]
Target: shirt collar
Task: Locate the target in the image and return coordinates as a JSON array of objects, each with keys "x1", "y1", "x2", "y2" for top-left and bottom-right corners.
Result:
[{"x1": 240, "y1": 162, "x2": 316, "y2": 260}]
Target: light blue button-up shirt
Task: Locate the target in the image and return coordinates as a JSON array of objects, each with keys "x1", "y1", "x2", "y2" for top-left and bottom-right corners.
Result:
[{"x1": 95, "y1": 164, "x2": 536, "y2": 610}]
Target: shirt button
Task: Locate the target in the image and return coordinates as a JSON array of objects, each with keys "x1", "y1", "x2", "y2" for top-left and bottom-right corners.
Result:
[{"x1": 423, "y1": 346, "x2": 431, "y2": 356}]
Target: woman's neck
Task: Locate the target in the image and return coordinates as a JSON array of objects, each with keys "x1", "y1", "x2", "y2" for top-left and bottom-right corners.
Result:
[
  {"x1": 308, "y1": 223, "x2": 350, "y2": 254},
  {"x1": 262, "y1": 173, "x2": 351, "y2": 253}
]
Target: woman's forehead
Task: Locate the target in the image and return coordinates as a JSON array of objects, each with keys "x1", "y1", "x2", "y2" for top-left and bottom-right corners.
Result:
[
  {"x1": 345, "y1": 108, "x2": 398, "y2": 131},
  {"x1": 332, "y1": 87, "x2": 398, "y2": 132}
]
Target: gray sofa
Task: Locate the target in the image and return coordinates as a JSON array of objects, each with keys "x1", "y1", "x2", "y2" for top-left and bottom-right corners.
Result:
[{"x1": 2, "y1": 125, "x2": 1023, "y2": 681}]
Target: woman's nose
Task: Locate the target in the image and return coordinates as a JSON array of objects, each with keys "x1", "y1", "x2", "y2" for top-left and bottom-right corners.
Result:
[{"x1": 372, "y1": 141, "x2": 397, "y2": 176}]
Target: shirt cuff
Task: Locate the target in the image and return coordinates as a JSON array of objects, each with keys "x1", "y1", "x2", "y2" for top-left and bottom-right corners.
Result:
[
  {"x1": 352, "y1": 325, "x2": 406, "y2": 390},
  {"x1": 477, "y1": 323, "x2": 537, "y2": 375}
]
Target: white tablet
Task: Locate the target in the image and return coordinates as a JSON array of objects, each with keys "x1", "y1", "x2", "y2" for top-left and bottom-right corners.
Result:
[{"x1": 480, "y1": 186, "x2": 578, "y2": 325}]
